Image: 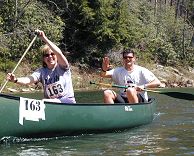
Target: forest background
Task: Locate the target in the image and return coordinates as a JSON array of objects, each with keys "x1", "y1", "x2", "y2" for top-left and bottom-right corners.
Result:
[{"x1": 0, "y1": 0, "x2": 194, "y2": 91}]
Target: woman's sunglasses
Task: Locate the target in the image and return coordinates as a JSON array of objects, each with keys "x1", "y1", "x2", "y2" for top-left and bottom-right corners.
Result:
[{"x1": 44, "y1": 53, "x2": 55, "y2": 57}]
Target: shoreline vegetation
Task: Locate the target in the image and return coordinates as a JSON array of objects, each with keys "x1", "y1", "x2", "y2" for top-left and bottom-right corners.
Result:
[{"x1": 1, "y1": 63, "x2": 194, "y2": 94}]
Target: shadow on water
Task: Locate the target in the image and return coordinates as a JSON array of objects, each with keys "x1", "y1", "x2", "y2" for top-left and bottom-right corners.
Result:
[{"x1": 161, "y1": 92, "x2": 194, "y2": 100}]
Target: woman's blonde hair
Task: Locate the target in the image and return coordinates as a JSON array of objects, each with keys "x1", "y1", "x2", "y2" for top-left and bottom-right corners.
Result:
[{"x1": 41, "y1": 44, "x2": 51, "y2": 68}]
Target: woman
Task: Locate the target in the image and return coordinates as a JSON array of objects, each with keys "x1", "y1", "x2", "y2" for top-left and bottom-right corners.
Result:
[{"x1": 7, "y1": 29, "x2": 76, "y2": 103}]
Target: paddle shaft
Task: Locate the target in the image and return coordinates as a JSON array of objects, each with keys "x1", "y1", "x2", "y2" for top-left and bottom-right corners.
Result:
[
  {"x1": 90, "y1": 81, "x2": 160, "y2": 93},
  {"x1": 90, "y1": 82, "x2": 127, "y2": 89},
  {"x1": 0, "y1": 35, "x2": 37, "y2": 93}
]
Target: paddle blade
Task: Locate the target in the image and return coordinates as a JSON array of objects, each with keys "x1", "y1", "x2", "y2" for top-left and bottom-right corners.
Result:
[{"x1": 161, "y1": 91, "x2": 194, "y2": 100}]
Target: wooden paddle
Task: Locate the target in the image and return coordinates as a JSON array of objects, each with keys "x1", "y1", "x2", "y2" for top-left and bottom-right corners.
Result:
[
  {"x1": 90, "y1": 81, "x2": 161, "y2": 93},
  {"x1": 0, "y1": 34, "x2": 37, "y2": 93}
]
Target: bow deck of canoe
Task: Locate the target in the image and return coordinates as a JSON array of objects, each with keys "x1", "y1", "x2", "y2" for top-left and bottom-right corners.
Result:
[{"x1": 0, "y1": 93, "x2": 156, "y2": 139}]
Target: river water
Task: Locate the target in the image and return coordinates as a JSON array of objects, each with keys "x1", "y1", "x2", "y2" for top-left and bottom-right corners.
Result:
[{"x1": 0, "y1": 88, "x2": 194, "y2": 155}]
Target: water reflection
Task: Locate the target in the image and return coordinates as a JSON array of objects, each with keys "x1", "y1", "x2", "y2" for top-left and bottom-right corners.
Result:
[
  {"x1": 17, "y1": 146, "x2": 49, "y2": 156},
  {"x1": 0, "y1": 128, "x2": 168, "y2": 155}
]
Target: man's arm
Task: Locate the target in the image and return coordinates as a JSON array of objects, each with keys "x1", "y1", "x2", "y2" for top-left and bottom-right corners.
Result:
[
  {"x1": 136, "y1": 78, "x2": 161, "y2": 91},
  {"x1": 101, "y1": 57, "x2": 112, "y2": 78}
]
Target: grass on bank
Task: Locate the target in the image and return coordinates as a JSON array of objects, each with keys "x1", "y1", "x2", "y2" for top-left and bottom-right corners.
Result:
[{"x1": 0, "y1": 61, "x2": 194, "y2": 93}]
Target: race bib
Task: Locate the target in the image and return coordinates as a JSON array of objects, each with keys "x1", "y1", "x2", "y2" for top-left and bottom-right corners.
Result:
[{"x1": 46, "y1": 82, "x2": 65, "y2": 98}]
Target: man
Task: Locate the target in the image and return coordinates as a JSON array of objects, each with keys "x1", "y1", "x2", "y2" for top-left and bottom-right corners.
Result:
[
  {"x1": 101, "y1": 49, "x2": 161, "y2": 104},
  {"x1": 7, "y1": 29, "x2": 76, "y2": 103}
]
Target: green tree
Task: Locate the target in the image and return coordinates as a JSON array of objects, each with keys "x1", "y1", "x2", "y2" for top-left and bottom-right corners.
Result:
[
  {"x1": 60, "y1": 0, "x2": 148, "y2": 67},
  {"x1": 0, "y1": 0, "x2": 64, "y2": 71}
]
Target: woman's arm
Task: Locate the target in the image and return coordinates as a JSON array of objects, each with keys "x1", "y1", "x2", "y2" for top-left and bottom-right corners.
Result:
[
  {"x1": 7, "y1": 73, "x2": 36, "y2": 85},
  {"x1": 36, "y1": 29, "x2": 69, "y2": 68}
]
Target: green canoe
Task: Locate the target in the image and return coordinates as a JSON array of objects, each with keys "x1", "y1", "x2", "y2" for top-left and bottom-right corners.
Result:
[{"x1": 0, "y1": 93, "x2": 156, "y2": 139}]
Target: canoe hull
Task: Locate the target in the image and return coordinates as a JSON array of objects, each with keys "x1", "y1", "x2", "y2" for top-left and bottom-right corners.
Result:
[{"x1": 0, "y1": 94, "x2": 156, "y2": 138}]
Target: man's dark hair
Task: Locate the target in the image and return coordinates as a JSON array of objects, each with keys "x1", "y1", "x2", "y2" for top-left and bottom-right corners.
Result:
[{"x1": 121, "y1": 49, "x2": 135, "y2": 57}]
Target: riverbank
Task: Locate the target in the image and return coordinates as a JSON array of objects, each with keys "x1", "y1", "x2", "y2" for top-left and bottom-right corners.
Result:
[
  {"x1": 1, "y1": 63, "x2": 194, "y2": 93},
  {"x1": 149, "y1": 64, "x2": 194, "y2": 88},
  {"x1": 71, "y1": 64, "x2": 194, "y2": 89}
]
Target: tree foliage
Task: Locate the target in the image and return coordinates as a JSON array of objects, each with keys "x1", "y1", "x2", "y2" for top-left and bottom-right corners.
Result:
[
  {"x1": 0, "y1": 0, "x2": 63, "y2": 71},
  {"x1": 0, "y1": 0, "x2": 194, "y2": 72}
]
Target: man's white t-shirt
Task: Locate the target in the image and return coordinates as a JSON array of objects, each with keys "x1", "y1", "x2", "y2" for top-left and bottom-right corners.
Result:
[{"x1": 107, "y1": 65, "x2": 157, "y2": 101}]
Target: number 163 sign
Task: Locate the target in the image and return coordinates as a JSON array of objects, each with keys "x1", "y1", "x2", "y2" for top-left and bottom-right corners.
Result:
[{"x1": 19, "y1": 97, "x2": 46, "y2": 125}]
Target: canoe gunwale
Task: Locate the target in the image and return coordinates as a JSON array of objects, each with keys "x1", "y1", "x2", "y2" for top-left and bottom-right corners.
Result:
[{"x1": 0, "y1": 93, "x2": 155, "y2": 106}]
